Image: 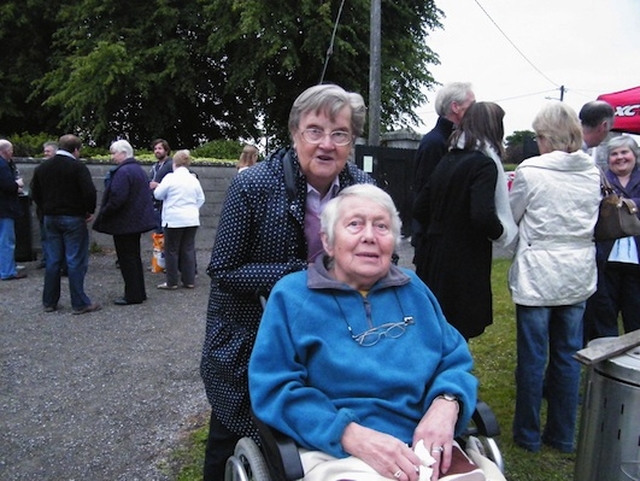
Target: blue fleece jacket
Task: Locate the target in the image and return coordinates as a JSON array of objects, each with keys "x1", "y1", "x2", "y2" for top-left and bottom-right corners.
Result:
[{"x1": 249, "y1": 256, "x2": 477, "y2": 459}]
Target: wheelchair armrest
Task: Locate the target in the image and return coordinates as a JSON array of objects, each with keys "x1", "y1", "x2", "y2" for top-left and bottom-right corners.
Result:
[
  {"x1": 252, "y1": 413, "x2": 305, "y2": 481},
  {"x1": 467, "y1": 400, "x2": 501, "y2": 438}
]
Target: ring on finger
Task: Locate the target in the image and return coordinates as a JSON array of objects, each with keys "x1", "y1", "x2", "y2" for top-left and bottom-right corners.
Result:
[
  {"x1": 393, "y1": 469, "x2": 402, "y2": 479},
  {"x1": 431, "y1": 445, "x2": 444, "y2": 453}
]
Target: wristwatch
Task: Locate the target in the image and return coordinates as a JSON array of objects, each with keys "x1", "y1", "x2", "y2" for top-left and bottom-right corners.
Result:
[
  {"x1": 437, "y1": 393, "x2": 458, "y2": 403},
  {"x1": 435, "y1": 393, "x2": 460, "y2": 412}
]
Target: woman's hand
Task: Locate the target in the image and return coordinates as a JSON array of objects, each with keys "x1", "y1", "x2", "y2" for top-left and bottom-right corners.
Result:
[
  {"x1": 341, "y1": 423, "x2": 423, "y2": 481},
  {"x1": 412, "y1": 397, "x2": 459, "y2": 480}
]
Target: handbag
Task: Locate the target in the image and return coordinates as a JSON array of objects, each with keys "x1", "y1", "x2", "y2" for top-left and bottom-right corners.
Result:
[{"x1": 594, "y1": 168, "x2": 640, "y2": 241}]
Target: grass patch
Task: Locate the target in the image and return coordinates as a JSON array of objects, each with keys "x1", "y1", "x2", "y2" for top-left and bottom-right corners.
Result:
[{"x1": 173, "y1": 259, "x2": 575, "y2": 480}]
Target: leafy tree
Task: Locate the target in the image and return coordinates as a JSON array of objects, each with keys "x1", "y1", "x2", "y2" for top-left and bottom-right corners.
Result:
[
  {"x1": 0, "y1": 0, "x2": 60, "y2": 136},
  {"x1": 201, "y1": 0, "x2": 442, "y2": 144},
  {"x1": 3, "y1": 0, "x2": 443, "y2": 149},
  {"x1": 505, "y1": 129, "x2": 538, "y2": 164}
]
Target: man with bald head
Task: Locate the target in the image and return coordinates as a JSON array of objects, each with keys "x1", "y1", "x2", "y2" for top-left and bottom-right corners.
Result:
[
  {"x1": 580, "y1": 100, "x2": 615, "y2": 149},
  {"x1": 580, "y1": 100, "x2": 615, "y2": 170},
  {"x1": 0, "y1": 139, "x2": 26, "y2": 280}
]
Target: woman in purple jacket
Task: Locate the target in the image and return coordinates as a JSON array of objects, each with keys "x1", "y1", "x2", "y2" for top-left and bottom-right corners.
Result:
[
  {"x1": 584, "y1": 135, "x2": 640, "y2": 341},
  {"x1": 93, "y1": 140, "x2": 156, "y2": 305}
]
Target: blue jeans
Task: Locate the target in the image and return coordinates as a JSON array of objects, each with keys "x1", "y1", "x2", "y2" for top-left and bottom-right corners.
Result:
[
  {"x1": 0, "y1": 217, "x2": 18, "y2": 279},
  {"x1": 42, "y1": 215, "x2": 92, "y2": 310},
  {"x1": 513, "y1": 302, "x2": 585, "y2": 453}
]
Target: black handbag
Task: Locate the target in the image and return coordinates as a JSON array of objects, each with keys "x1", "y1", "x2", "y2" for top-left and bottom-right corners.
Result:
[{"x1": 594, "y1": 168, "x2": 640, "y2": 241}]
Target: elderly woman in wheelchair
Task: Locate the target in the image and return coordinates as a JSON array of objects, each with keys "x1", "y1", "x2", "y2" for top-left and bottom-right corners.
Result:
[{"x1": 241, "y1": 184, "x2": 501, "y2": 481}]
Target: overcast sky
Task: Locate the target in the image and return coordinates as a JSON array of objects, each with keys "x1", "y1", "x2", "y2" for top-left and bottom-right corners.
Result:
[{"x1": 413, "y1": 0, "x2": 640, "y2": 138}]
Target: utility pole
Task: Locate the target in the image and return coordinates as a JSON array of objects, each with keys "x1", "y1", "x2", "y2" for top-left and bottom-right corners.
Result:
[
  {"x1": 560, "y1": 85, "x2": 565, "y2": 101},
  {"x1": 368, "y1": 0, "x2": 381, "y2": 146}
]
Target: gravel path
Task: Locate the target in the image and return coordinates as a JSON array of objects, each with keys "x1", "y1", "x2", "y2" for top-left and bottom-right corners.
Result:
[
  {"x1": 1, "y1": 246, "x2": 211, "y2": 481},
  {"x1": 0, "y1": 238, "x2": 418, "y2": 480}
]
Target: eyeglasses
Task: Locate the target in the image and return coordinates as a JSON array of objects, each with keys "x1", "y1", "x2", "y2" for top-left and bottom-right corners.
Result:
[
  {"x1": 347, "y1": 316, "x2": 415, "y2": 347},
  {"x1": 300, "y1": 127, "x2": 353, "y2": 146}
]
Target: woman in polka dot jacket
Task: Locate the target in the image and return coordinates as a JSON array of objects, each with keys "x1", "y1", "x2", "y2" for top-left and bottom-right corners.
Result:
[{"x1": 200, "y1": 84, "x2": 374, "y2": 479}]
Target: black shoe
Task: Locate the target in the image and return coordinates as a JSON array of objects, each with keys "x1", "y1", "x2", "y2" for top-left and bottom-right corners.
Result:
[{"x1": 113, "y1": 298, "x2": 142, "y2": 306}]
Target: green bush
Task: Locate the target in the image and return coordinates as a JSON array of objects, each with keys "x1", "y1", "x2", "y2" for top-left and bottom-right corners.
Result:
[
  {"x1": 192, "y1": 139, "x2": 245, "y2": 160},
  {"x1": 5, "y1": 133, "x2": 249, "y2": 162},
  {"x1": 6, "y1": 132, "x2": 58, "y2": 157}
]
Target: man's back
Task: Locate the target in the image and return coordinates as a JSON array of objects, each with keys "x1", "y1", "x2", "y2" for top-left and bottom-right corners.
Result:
[{"x1": 32, "y1": 154, "x2": 96, "y2": 217}]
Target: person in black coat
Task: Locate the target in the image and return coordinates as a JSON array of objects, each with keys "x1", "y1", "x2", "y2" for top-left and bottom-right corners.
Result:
[
  {"x1": 93, "y1": 140, "x2": 156, "y2": 305},
  {"x1": 200, "y1": 84, "x2": 374, "y2": 479},
  {"x1": 413, "y1": 102, "x2": 505, "y2": 340},
  {"x1": 0, "y1": 139, "x2": 25, "y2": 280},
  {"x1": 411, "y1": 82, "x2": 475, "y2": 265},
  {"x1": 31, "y1": 134, "x2": 99, "y2": 314}
]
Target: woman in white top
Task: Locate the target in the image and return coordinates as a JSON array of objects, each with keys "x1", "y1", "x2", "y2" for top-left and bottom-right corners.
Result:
[
  {"x1": 153, "y1": 149, "x2": 205, "y2": 289},
  {"x1": 509, "y1": 101, "x2": 600, "y2": 454}
]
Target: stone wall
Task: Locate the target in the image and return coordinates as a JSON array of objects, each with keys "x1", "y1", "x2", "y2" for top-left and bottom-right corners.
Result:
[{"x1": 14, "y1": 159, "x2": 237, "y2": 258}]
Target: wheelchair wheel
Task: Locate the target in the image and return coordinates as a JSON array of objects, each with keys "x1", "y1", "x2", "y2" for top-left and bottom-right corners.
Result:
[{"x1": 225, "y1": 437, "x2": 271, "y2": 481}]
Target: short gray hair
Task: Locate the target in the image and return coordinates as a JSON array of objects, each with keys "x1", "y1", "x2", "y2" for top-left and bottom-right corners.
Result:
[
  {"x1": 606, "y1": 134, "x2": 639, "y2": 160},
  {"x1": 110, "y1": 139, "x2": 134, "y2": 158},
  {"x1": 321, "y1": 184, "x2": 402, "y2": 249},
  {"x1": 435, "y1": 82, "x2": 473, "y2": 117},
  {"x1": 288, "y1": 84, "x2": 366, "y2": 139},
  {"x1": 532, "y1": 101, "x2": 583, "y2": 153},
  {"x1": 0, "y1": 139, "x2": 12, "y2": 154}
]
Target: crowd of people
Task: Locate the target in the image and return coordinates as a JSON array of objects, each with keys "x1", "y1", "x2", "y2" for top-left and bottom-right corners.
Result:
[
  {"x1": 2, "y1": 135, "x2": 207, "y2": 312},
  {"x1": 2, "y1": 81, "x2": 636, "y2": 480}
]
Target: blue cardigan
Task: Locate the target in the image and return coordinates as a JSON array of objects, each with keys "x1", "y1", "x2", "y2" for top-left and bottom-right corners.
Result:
[{"x1": 249, "y1": 256, "x2": 477, "y2": 459}]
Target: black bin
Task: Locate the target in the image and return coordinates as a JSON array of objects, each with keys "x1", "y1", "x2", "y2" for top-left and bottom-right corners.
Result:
[{"x1": 14, "y1": 194, "x2": 34, "y2": 262}]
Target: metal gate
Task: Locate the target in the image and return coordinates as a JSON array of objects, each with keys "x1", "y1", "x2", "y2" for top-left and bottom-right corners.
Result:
[{"x1": 354, "y1": 145, "x2": 416, "y2": 237}]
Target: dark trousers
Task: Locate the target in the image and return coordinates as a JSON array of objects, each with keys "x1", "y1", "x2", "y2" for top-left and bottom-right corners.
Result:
[
  {"x1": 164, "y1": 226, "x2": 197, "y2": 287},
  {"x1": 113, "y1": 233, "x2": 146, "y2": 303},
  {"x1": 203, "y1": 410, "x2": 241, "y2": 481},
  {"x1": 584, "y1": 261, "x2": 640, "y2": 343}
]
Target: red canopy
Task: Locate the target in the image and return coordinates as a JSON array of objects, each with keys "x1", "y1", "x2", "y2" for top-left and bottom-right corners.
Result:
[{"x1": 597, "y1": 86, "x2": 640, "y2": 134}]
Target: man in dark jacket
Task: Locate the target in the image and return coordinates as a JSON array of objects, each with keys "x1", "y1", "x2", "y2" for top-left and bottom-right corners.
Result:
[
  {"x1": 411, "y1": 82, "x2": 475, "y2": 265},
  {"x1": 0, "y1": 139, "x2": 26, "y2": 280},
  {"x1": 31, "y1": 134, "x2": 100, "y2": 315},
  {"x1": 148, "y1": 138, "x2": 173, "y2": 232}
]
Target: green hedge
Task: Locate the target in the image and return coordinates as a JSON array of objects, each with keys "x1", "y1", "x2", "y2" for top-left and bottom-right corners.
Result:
[{"x1": 5, "y1": 132, "x2": 250, "y2": 163}]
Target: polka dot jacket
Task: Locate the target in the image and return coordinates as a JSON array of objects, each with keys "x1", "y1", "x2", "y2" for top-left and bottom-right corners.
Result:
[{"x1": 200, "y1": 147, "x2": 374, "y2": 436}]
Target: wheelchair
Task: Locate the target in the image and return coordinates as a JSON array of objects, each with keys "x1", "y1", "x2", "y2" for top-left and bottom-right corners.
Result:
[{"x1": 225, "y1": 401, "x2": 505, "y2": 481}]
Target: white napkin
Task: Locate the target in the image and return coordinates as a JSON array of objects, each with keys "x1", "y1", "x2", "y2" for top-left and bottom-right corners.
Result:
[{"x1": 413, "y1": 440, "x2": 437, "y2": 481}]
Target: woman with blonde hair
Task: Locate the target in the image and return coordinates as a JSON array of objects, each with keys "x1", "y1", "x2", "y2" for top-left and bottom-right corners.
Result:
[
  {"x1": 509, "y1": 101, "x2": 600, "y2": 453},
  {"x1": 153, "y1": 149, "x2": 205, "y2": 289}
]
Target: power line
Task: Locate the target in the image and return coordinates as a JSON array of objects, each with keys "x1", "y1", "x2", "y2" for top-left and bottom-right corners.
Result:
[
  {"x1": 319, "y1": 0, "x2": 347, "y2": 84},
  {"x1": 473, "y1": 0, "x2": 560, "y2": 88}
]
